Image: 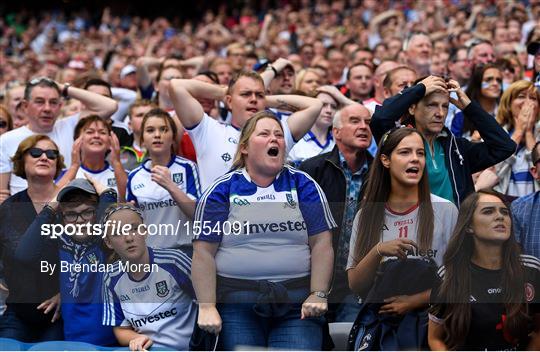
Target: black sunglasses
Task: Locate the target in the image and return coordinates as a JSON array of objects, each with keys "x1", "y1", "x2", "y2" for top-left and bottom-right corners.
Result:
[
  {"x1": 27, "y1": 147, "x2": 59, "y2": 160},
  {"x1": 0, "y1": 121, "x2": 7, "y2": 129}
]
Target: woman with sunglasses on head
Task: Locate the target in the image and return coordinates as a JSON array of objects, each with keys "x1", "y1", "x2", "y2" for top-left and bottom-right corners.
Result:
[
  {"x1": 0, "y1": 135, "x2": 65, "y2": 341},
  {"x1": 451, "y1": 64, "x2": 503, "y2": 139},
  {"x1": 193, "y1": 111, "x2": 335, "y2": 350},
  {"x1": 127, "y1": 108, "x2": 200, "y2": 250},
  {"x1": 346, "y1": 127, "x2": 458, "y2": 350},
  {"x1": 428, "y1": 190, "x2": 540, "y2": 350}
]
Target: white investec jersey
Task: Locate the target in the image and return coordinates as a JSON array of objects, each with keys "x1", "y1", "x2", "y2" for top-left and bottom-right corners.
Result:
[
  {"x1": 195, "y1": 166, "x2": 336, "y2": 281},
  {"x1": 102, "y1": 248, "x2": 196, "y2": 351},
  {"x1": 127, "y1": 156, "x2": 200, "y2": 248}
]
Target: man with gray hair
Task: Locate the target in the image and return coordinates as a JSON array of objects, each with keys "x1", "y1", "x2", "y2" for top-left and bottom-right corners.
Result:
[
  {"x1": 300, "y1": 102, "x2": 373, "y2": 322},
  {"x1": 404, "y1": 32, "x2": 432, "y2": 76}
]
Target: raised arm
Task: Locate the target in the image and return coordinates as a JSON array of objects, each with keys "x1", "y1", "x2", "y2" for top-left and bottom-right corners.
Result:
[
  {"x1": 260, "y1": 58, "x2": 294, "y2": 90},
  {"x1": 266, "y1": 94, "x2": 323, "y2": 140},
  {"x1": 371, "y1": 76, "x2": 447, "y2": 142},
  {"x1": 62, "y1": 84, "x2": 118, "y2": 119},
  {"x1": 169, "y1": 79, "x2": 227, "y2": 129},
  {"x1": 447, "y1": 80, "x2": 517, "y2": 173},
  {"x1": 135, "y1": 56, "x2": 162, "y2": 89}
]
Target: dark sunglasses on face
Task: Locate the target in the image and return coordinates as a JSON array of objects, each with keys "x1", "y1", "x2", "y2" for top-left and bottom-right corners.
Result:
[
  {"x1": 27, "y1": 147, "x2": 59, "y2": 160},
  {"x1": 0, "y1": 121, "x2": 7, "y2": 128}
]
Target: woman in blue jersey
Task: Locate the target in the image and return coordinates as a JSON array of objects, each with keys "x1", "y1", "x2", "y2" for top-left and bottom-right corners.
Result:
[
  {"x1": 102, "y1": 203, "x2": 197, "y2": 351},
  {"x1": 192, "y1": 111, "x2": 336, "y2": 350},
  {"x1": 346, "y1": 127, "x2": 458, "y2": 350},
  {"x1": 428, "y1": 190, "x2": 540, "y2": 350},
  {"x1": 126, "y1": 108, "x2": 200, "y2": 250}
]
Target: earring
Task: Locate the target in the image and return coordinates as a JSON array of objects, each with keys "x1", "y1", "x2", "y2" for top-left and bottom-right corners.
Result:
[{"x1": 466, "y1": 228, "x2": 474, "y2": 234}]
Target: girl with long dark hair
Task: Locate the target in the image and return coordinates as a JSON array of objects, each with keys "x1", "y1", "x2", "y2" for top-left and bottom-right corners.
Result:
[
  {"x1": 428, "y1": 189, "x2": 540, "y2": 350},
  {"x1": 346, "y1": 127, "x2": 458, "y2": 350}
]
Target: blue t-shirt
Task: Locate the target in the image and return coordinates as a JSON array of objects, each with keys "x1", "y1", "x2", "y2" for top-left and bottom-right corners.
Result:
[{"x1": 194, "y1": 166, "x2": 336, "y2": 281}]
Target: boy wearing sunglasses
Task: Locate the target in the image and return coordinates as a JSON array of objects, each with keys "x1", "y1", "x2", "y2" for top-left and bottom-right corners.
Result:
[{"x1": 13, "y1": 177, "x2": 118, "y2": 346}]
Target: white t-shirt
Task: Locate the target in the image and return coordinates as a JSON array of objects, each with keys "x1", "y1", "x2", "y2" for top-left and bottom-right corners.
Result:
[
  {"x1": 127, "y1": 156, "x2": 201, "y2": 248},
  {"x1": 75, "y1": 163, "x2": 118, "y2": 194},
  {"x1": 0, "y1": 113, "x2": 80, "y2": 195},
  {"x1": 103, "y1": 248, "x2": 197, "y2": 351},
  {"x1": 187, "y1": 113, "x2": 295, "y2": 191},
  {"x1": 346, "y1": 194, "x2": 458, "y2": 269},
  {"x1": 287, "y1": 131, "x2": 334, "y2": 166}
]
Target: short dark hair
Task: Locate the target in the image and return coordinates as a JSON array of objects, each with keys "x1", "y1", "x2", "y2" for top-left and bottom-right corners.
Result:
[
  {"x1": 84, "y1": 78, "x2": 113, "y2": 97},
  {"x1": 24, "y1": 77, "x2": 61, "y2": 100},
  {"x1": 226, "y1": 71, "x2": 264, "y2": 95},
  {"x1": 346, "y1": 62, "x2": 372, "y2": 81},
  {"x1": 383, "y1": 66, "x2": 417, "y2": 90},
  {"x1": 74, "y1": 115, "x2": 113, "y2": 140}
]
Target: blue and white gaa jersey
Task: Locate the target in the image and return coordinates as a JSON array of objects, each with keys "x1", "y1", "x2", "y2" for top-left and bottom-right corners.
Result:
[
  {"x1": 187, "y1": 113, "x2": 296, "y2": 191},
  {"x1": 287, "y1": 130, "x2": 335, "y2": 166},
  {"x1": 102, "y1": 248, "x2": 197, "y2": 351},
  {"x1": 75, "y1": 163, "x2": 119, "y2": 194},
  {"x1": 127, "y1": 156, "x2": 201, "y2": 248},
  {"x1": 268, "y1": 108, "x2": 292, "y2": 122},
  {"x1": 194, "y1": 165, "x2": 336, "y2": 281}
]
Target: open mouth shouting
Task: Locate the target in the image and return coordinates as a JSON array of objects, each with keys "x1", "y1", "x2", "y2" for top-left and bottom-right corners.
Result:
[
  {"x1": 405, "y1": 166, "x2": 420, "y2": 176},
  {"x1": 267, "y1": 146, "x2": 280, "y2": 157}
]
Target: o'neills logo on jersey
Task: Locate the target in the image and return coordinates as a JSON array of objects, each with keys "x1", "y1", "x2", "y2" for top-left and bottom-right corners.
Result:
[
  {"x1": 244, "y1": 220, "x2": 307, "y2": 234},
  {"x1": 129, "y1": 308, "x2": 178, "y2": 328},
  {"x1": 139, "y1": 199, "x2": 178, "y2": 211}
]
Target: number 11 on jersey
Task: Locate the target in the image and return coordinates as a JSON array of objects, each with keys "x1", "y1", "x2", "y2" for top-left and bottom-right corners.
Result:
[{"x1": 398, "y1": 226, "x2": 408, "y2": 238}]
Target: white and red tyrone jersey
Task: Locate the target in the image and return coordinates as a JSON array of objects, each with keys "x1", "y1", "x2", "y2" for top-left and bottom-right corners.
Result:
[{"x1": 347, "y1": 194, "x2": 458, "y2": 269}]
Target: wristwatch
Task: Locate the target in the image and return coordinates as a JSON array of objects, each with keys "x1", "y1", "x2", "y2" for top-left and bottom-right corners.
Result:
[
  {"x1": 62, "y1": 83, "x2": 71, "y2": 98},
  {"x1": 311, "y1": 291, "x2": 329, "y2": 299}
]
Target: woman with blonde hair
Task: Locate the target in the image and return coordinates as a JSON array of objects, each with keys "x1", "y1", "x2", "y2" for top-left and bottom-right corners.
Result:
[
  {"x1": 482, "y1": 80, "x2": 540, "y2": 196},
  {"x1": 192, "y1": 111, "x2": 335, "y2": 350},
  {"x1": 295, "y1": 68, "x2": 322, "y2": 94}
]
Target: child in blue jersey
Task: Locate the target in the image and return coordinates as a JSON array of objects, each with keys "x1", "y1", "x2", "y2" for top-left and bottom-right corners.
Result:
[
  {"x1": 13, "y1": 176, "x2": 117, "y2": 346},
  {"x1": 101, "y1": 203, "x2": 197, "y2": 351},
  {"x1": 193, "y1": 111, "x2": 336, "y2": 350},
  {"x1": 126, "y1": 108, "x2": 200, "y2": 250}
]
